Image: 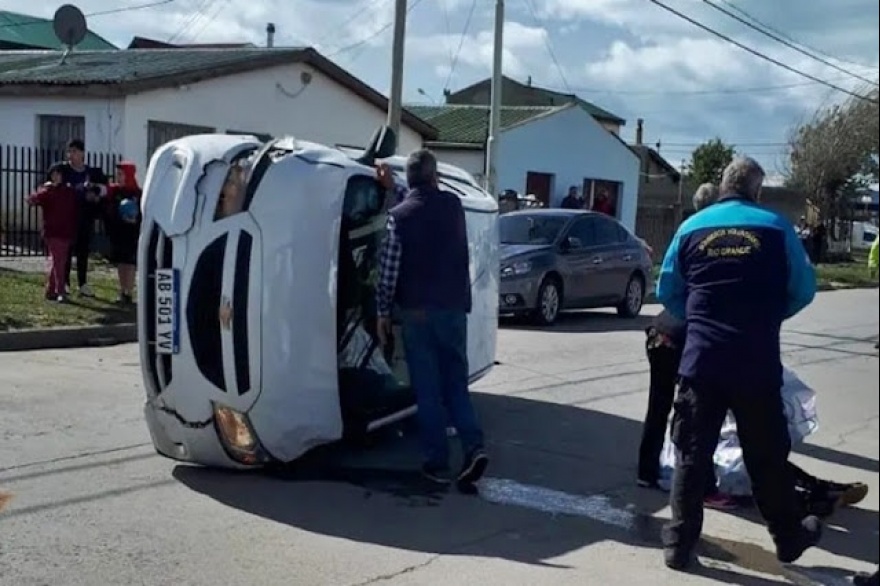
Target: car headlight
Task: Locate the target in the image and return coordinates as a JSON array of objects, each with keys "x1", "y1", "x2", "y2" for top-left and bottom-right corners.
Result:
[
  {"x1": 213, "y1": 403, "x2": 269, "y2": 465},
  {"x1": 501, "y1": 260, "x2": 532, "y2": 278}
]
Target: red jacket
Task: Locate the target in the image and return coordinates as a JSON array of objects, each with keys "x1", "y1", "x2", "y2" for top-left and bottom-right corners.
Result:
[{"x1": 27, "y1": 183, "x2": 78, "y2": 240}]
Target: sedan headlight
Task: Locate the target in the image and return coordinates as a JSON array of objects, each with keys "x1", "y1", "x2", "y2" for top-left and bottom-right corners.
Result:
[
  {"x1": 501, "y1": 260, "x2": 532, "y2": 278},
  {"x1": 213, "y1": 403, "x2": 269, "y2": 465}
]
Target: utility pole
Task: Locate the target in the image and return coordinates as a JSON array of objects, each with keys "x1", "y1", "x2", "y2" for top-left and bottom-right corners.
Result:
[
  {"x1": 484, "y1": 0, "x2": 504, "y2": 197},
  {"x1": 387, "y1": 0, "x2": 407, "y2": 147}
]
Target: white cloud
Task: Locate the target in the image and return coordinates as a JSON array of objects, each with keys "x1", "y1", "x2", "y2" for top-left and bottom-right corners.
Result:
[{"x1": 408, "y1": 21, "x2": 549, "y2": 81}]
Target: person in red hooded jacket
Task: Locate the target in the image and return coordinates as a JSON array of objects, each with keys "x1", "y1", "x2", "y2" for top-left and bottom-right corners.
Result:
[
  {"x1": 27, "y1": 163, "x2": 78, "y2": 301},
  {"x1": 104, "y1": 161, "x2": 142, "y2": 305}
]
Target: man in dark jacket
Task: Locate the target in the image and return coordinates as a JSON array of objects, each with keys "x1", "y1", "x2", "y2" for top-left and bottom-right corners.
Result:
[
  {"x1": 656, "y1": 157, "x2": 822, "y2": 570},
  {"x1": 57, "y1": 139, "x2": 108, "y2": 297},
  {"x1": 375, "y1": 150, "x2": 488, "y2": 491}
]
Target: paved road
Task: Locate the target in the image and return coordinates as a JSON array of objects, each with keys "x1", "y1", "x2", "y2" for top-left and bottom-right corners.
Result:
[{"x1": 1, "y1": 290, "x2": 877, "y2": 586}]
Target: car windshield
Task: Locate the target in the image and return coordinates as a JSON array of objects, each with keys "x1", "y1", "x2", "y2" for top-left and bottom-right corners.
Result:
[{"x1": 500, "y1": 214, "x2": 568, "y2": 245}]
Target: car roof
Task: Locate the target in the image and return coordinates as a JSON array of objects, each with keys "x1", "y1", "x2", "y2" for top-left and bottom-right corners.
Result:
[{"x1": 502, "y1": 209, "x2": 598, "y2": 218}]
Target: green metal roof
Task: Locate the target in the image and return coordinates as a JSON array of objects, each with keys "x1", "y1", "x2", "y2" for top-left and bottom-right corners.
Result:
[
  {"x1": 405, "y1": 104, "x2": 566, "y2": 145},
  {"x1": 0, "y1": 48, "x2": 313, "y2": 86},
  {"x1": 0, "y1": 10, "x2": 116, "y2": 51}
]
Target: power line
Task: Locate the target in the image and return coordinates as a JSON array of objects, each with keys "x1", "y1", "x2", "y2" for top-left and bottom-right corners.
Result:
[
  {"x1": 701, "y1": 0, "x2": 878, "y2": 87},
  {"x1": 313, "y1": 0, "x2": 387, "y2": 49},
  {"x1": 661, "y1": 141, "x2": 788, "y2": 147},
  {"x1": 0, "y1": 0, "x2": 175, "y2": 30},
  {"x1": 542, "y1": 77, "x2": 858, "y2": 96},
  {"x1": 325, "y1": 0, "x2": 427, "y2": 59},
  {"x1": 187, "y1": 0, "x2": 228, "y2": 43},
  {"x1": 715, "y1": 0, "x2": 879, "y2": 71},
  {"x1": 646, "y1": 0, "x2": 878, "y2": 104},
  {"x1": 442, "y1": 0, "x2": 478, "y2": 92},
  {"x1": 166, "y1": 0, "x2": 215, "y2": 43},
  {"x1": 522, "y1": 0, "x2": 572, "y2": 94},
  {"x1": 437, "y1": 0, "x2": 454, "y2": 65}
]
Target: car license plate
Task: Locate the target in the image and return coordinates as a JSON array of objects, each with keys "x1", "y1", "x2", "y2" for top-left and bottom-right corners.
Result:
[{"x1": 155, "y1": 268, "x2": 180, "y2": 355}]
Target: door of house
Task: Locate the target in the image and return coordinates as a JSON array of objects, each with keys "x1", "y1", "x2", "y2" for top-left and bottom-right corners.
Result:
[{"x1": 525, "y1": 172, "x2": 554, "y2": 207}]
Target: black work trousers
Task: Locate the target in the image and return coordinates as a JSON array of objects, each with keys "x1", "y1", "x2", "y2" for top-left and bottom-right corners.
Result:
[
  {"x1": 663, "y1": 379, "x2": 803, "y2": 551},
  {"x1": 638, "y1": 343, "x2": 716, "y2": 495},
  {"x1": 65, "y1": 216, "x2": 94, "y2": 289}
]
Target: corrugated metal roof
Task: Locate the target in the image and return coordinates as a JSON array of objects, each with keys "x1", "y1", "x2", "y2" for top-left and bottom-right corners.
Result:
[
  {"x1": 0, "y1": 10, "x2": 116, "y2": 51},
  {"x1": 0, "y1": 48, "x2": 307, "y2": 85},
  {"x1": 405, "y1": 104, "x2": 567, "y2": 145}
]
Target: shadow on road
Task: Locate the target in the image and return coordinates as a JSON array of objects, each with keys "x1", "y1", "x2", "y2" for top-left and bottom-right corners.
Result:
[
  {"x1": 794, "y1": 442, "x2": 880, "y2": 474},
  {"x1": 500, "y1": 311, "x2": 654, "y2": 334},
  {"x1": 172, "y1": 392, "x2": 871, "y2": 583}
]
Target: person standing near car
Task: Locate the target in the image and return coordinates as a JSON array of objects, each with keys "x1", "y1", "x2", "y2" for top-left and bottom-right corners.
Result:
[
  {"x1": 58, "y1": 139, "x2": 108, "y2": 297},
  {"x1": 374, "y1": 149, "x2": 488, "y2": 491},
  {"x1": 870, "y1": 235, "x2": 878, "y2": 349},
  {"x1": 560, "y1": 186, "x2": 583, "y2": 209},
  {"x1": 656, "y1": 157, "x2": 822, "y2": 570}
]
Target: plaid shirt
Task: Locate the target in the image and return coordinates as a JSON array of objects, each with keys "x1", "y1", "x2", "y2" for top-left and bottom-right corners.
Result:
[{"x1": 376, "y1": 185, "x2": 408, "y2": 317}]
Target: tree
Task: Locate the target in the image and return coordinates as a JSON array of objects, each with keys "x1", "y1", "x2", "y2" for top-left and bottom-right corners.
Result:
[
  {"x1": 784, "y1": 83, "x2": 879, "y2": 221},
  {"x1": 688, "y1": 138, "x2": 736, "y2": 186}
]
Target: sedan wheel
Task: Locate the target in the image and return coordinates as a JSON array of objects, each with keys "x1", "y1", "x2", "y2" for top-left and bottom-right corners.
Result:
[
  {"x1": 617, "y1": 275, "x2": 644, "y2": 318},
  {"x1": 534, "y1": 279, "x2": 561, "y2": 325}
]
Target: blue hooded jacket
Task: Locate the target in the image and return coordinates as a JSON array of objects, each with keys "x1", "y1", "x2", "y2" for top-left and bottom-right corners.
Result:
[{"x1": 656, "y1": 195, "x2": 816, "y2": 389}]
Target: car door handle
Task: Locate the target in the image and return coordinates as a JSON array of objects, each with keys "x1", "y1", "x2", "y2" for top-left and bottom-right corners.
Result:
[
  {"x1": 592, "y1": 257, "x2": 603, "y2": 264},
  {"x1": 622, "y1": 254, "x2": 632, "y2": 261}
]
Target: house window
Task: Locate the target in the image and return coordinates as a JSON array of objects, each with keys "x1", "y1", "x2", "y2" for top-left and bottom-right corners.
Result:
[
  {"x1": 227, "y1": 130, "x2": 273, "y2": 143},
  {"x1": 35, "y1": 115, "x2": 85, "y2": 171},
  {"x1": 147, "y1": 120, "x2": 215, "y2": 160},
  {"x1": 583, "y1": 178, "x2": 621, "y2": 218},
  {"x1": 37, "y1": 114, "x2": 85, "y2": 154}
]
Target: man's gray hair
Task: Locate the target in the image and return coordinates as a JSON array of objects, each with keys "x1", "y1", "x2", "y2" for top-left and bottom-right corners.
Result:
[
  {"x1": 720, "y1": 156, "x2": 765, "y2": 200},
  {"x1": 406, "y1": 148, "x2": 438, "y2": 188},
  {"x1": 692, "y1": 183, "x2": 719, "y2": 211}
]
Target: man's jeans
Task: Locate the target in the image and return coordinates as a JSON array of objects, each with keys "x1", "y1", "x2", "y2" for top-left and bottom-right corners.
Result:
[{"x1": 400, "y1": 309, "x2": 484, "y2": 468}]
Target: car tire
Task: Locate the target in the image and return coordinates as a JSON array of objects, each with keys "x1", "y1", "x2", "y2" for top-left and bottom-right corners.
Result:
[
  {"x1": 617, "y1": 274, "x2": 644, "y2": 318},
  {"x1": 533, "y1": 277, "x2": 562, "y2": 326}
]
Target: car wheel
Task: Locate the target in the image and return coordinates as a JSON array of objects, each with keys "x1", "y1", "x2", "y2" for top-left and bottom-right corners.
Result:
[
  {"x1": 533, "y1": 277, "x2": 562, "y2": 326},
  {"x1": 617, "y1": 274, "x2": 644, "y2": 318}
]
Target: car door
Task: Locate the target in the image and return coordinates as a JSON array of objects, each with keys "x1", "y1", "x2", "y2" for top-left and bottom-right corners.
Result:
[
  {"x1": 593, "y1": 216, "x2": 634, "y2": 299},
  {"x1": 559, "y1": 217, "x2": 603, "y2": 304}
]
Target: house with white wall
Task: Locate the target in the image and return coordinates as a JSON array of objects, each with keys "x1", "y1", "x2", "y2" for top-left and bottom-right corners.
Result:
[
  {"x1": 0, "y1": 47, "x2": 436, "y2": 178},
  {"x1": 406, "y1": 103, "x2": 641, "y2": 232}
]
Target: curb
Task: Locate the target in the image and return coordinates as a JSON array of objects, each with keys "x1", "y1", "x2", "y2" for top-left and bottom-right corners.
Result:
[{"x1": 0, "y1": 323, "x2": 137, "y2": 352}]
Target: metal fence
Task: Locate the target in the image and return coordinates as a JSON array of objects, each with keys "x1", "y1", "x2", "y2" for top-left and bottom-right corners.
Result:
[{"x1": 0, "y1": 145, "x2": 120, "y2": 256}]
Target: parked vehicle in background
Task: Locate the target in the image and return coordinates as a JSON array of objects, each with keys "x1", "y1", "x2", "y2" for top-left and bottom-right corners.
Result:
[{"x1": 498, "y1": 209, "x2": 654, "y2": 325}]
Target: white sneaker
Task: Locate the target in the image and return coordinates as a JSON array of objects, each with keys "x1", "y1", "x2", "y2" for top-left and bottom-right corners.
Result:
[{"x1": 79, "y1": 284, "x2": 95, "y2": 297}]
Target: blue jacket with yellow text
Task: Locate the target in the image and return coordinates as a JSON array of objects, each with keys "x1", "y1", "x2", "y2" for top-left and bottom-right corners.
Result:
[{"x1": 656, "y1": 196, "x2": 816, "y2": 389}]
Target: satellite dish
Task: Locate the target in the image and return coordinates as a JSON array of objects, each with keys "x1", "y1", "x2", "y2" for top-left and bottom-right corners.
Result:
[{"x1": 53, "y1": 4, "x2": 88, "y2": 48}]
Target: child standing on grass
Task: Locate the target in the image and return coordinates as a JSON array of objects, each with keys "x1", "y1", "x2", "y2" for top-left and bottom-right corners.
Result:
[
  {"x1": 104, "y1": 161, "x2": 142, "y2": 305},
  {"x1": 27, "y1": 164, "x2": 77, "y2": 302}
]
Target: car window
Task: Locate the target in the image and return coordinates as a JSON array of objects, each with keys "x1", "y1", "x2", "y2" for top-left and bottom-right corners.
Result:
[
  {"x1": 594, "y1": 216, "x2": 622, "y2": 246},
  {"x1": 615, "y1": 223, "x2": 630, "y2": 244},
  {"x1": 566, "y1": 218, "x2": 597, "y2": 248},
  {"x1": 343, "y1": 175, "x2": 384, "y2": 227}
]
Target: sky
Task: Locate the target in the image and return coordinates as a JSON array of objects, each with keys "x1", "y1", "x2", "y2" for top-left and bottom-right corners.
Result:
[{"x1": 3, "y1": 0, "x2": 879, "y2": 180}]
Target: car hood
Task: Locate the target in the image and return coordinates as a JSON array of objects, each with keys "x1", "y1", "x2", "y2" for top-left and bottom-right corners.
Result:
[{"x1": 500, "y1": 243, "x2": 552, "y2": 260}]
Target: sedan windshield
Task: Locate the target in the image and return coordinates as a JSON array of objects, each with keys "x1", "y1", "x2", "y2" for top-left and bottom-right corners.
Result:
[{"x1": 500, "y1": 214, "x2": 568, "y2": 245}]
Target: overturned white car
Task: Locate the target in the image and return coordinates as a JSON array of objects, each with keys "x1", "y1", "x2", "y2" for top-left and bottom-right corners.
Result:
[{"x1": 138, "y1": 128, "x2": 499, "y2": 469}]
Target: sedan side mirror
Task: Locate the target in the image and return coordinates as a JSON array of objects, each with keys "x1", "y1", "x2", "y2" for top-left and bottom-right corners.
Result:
[{"x1": 559, "y1": 237, "x2": 573, "y2": 253}]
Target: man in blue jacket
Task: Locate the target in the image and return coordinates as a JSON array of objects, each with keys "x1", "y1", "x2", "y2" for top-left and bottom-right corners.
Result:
[{"x1": 656, "y1": 157, "x2": 821, "y2": 570}]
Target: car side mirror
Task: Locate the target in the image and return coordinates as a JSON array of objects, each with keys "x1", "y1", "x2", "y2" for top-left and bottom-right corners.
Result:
[{"x1": 559, "y1": 237, "x2": 573, "y2": 253}]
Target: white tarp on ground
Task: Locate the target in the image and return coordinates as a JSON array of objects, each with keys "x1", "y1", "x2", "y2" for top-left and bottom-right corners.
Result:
[{"x1": 659, "y1": 366, "x2": 818, "y2": 496}]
